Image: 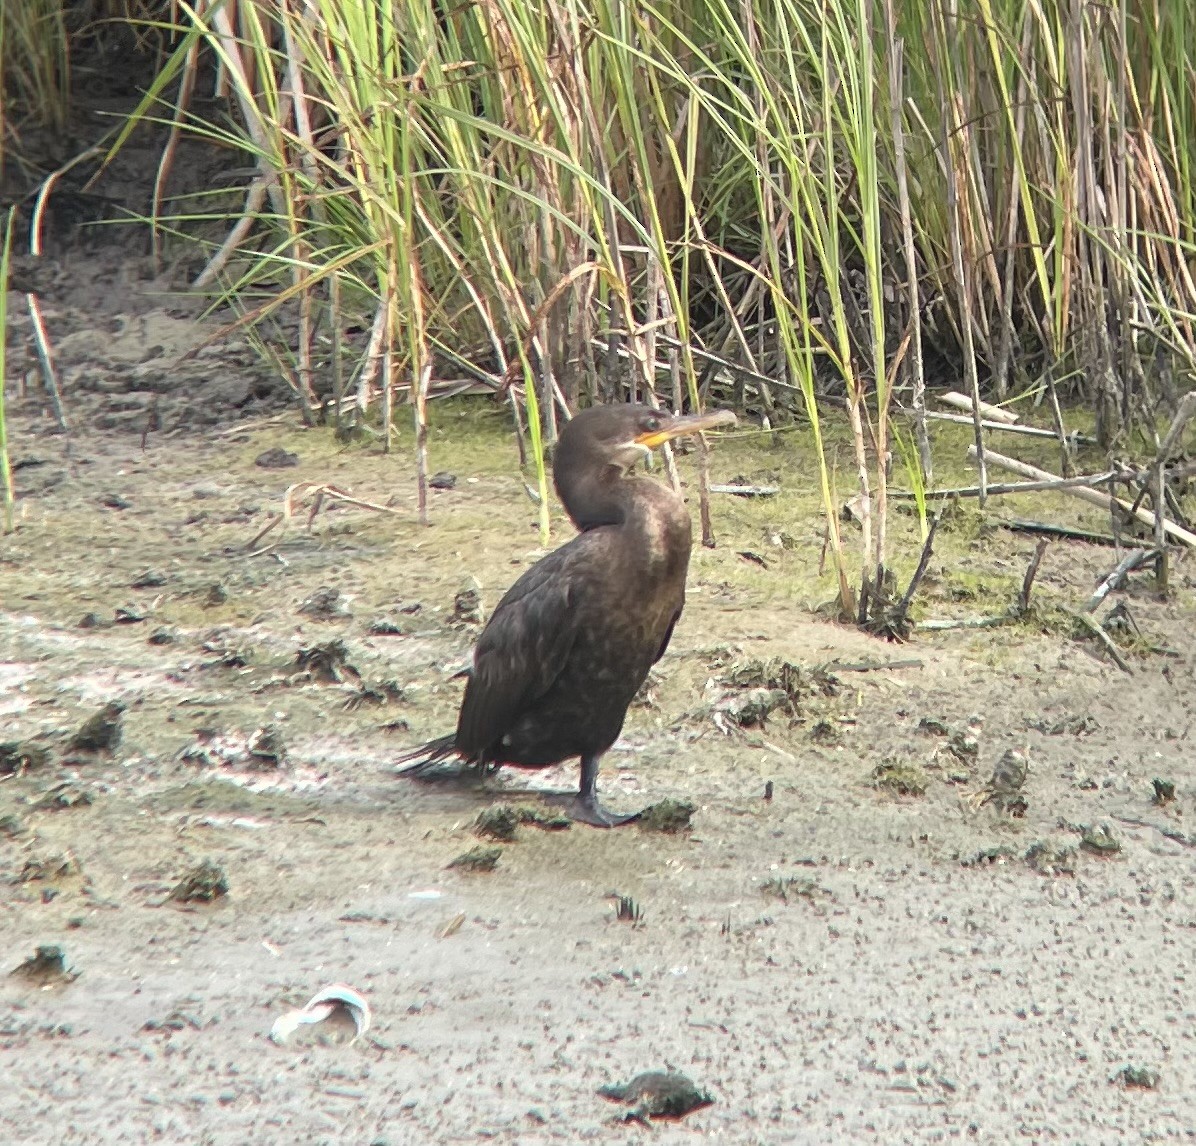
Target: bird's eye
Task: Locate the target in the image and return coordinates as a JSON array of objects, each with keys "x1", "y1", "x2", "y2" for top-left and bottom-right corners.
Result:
[{"x1": 642, "y1": 416, "x2": 661, "y2": 432}]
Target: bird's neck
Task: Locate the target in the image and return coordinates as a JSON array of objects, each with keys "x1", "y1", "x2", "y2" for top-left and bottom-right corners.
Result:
[
  {"x1": 557, "y1": 466, "x2": 692, "y2": 573},
  {"x1": 556, "y1": 463, "x2": 636, "y2": 531}
]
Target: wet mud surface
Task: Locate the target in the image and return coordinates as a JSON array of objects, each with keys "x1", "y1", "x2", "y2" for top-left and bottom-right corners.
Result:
[
  {"x1": 5, "y1": 81, "x2": 1196, "y2": 1140},
  {"x1": 3, "y1": 371, "x2": 1196, "y2": 1143}
]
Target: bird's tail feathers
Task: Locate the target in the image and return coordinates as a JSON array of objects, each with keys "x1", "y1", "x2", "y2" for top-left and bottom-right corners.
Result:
[
  {"x1": 394, "y1": 733, "x2": 460, "y2": 775},
  {"x1": 395, "y1": 733, "x2": 497, "y2": 785}
]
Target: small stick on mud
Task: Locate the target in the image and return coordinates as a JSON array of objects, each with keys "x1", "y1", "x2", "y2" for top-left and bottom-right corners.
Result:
[
  {"x1": 889, "y1": 512, "x2": 941, "y2": 630},
  {"x1": 194, "y1": 176, "x2": 272, "y2": 288},
  {"x1": 1149, "y1": 391, "x2": 1196, "y2": 592},
  {"x1": 244, "y1": 483, "x2": 405, "y2": 556},
  {"x1": 823, "y1": 657, "x2": 924, "y2": 672},
  {"x1": 918, "y1": 615, "x2": 1011, "y2": 631},
  {"x1": 1017, "y1": 539, "x2": 1049, "y2": 614},
  {"x1": 709, "y1": 483, "x2": 780, "y2": 498},
  {"x1": 968, "y1": 446, "x2": 1196, "y2": 547},
  {"x1": 1069, "y1": 610, "x2": 1132, "y2": 673},
  {"x1": 893, "y1": 470, "x2": 1119, "y2": 501},
  {"x1": 997, "y1": 519, "x2": 1119, "y2": 546},
  {"x1": 696, "y1": 432, "x2": 715, "y2": 548},
  {"x1": 25, "y1": 151, "x2": 100, "y2": 442},
  {"x1": 1082, "y1": 547, "x2": 1156, "y2": 613},
  {"x1": 928, "y1": 411, "x2": 1097, "y2": 445},
  {"x1": 938, "y1": 391, "x2": 1020, "y2": 424}
]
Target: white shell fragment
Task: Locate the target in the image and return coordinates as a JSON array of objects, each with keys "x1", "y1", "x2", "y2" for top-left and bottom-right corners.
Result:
[{"x1": 269, "y1": 982, "x2": 372, "y2": 1046}]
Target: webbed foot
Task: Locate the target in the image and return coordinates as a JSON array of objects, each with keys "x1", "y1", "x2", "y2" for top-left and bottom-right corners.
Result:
[{"x1": 541, "y1": 791, "x2": 641, "y2": 828}]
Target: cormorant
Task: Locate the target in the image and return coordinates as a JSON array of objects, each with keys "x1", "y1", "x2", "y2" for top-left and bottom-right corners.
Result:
[{"x1": 397, "y1": 402, "x2": 737, "y2": 827}]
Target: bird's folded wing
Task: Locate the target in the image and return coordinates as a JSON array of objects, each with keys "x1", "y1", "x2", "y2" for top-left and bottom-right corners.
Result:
[{"x1": 454, "y1": 545, "x2": 583, "y2": 756}]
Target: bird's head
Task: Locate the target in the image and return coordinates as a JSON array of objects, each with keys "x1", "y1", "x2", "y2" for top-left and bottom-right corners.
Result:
[{"x1": 555, "y1": 403, "x2": 738, "y2": 475}]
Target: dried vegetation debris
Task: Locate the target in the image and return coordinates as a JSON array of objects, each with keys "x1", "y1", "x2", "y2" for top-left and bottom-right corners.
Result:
[
  {"x1": 598, "y1": 1071, "x2": 714, "y2": 1123},
  {"x1": 297, "y1": 586, "x2": 351, "y2": 621},
  {"x1": 447, "y1": 845, "x2": 502, "y2": 872},
  {"x1": 295, "y1": 639, "x2": 360, "y2": 684},
  {"x1": 705, "y1": 656, "x2": 841, "y2": 732},
  {"x1": 179, "y1": 725, "x2": 288, "y2": 772},
  {"x1": 474, "y1": 803, "x2": 571, "y2": 841},
  {"x1": 966, "y1": 821, "x2": 1123, "y2": 877},
  {"x1": 17, "y1": 851, "x2": 82, "y2": 885},
  {"x1": 169, "y1": 859, "x2": 229, "y2": 903},
  {"x1": 10, "y1": 945, "x2": 78, "y2": 986},
  {"x1": 0, "y1": 739, "x2": 54, "y2": 775},
  {"x1": 637, "y1": 797, "x2": 696, "y2": 833},
  {"x1": 966, "y1": 748, "x2": 1030, "y2": 816},
  {"x1": 761, "y1": 874, "x2": 832, "y2": 906},
  {"x1": 32, "y1": 779, "x2": 93, "y2": 811},
  {"x1": 871, "y1": 757, "x2": 929, "y2": 797},
  {"x1": 66, "y1": 700, "x2": 126, "y2": 754},
  {"x1": 1023, "y1": 841, "x2": 1078, "y2": 877},
  {"x1": 451, "y1": 577, "x2": 484, "y2": 626}
]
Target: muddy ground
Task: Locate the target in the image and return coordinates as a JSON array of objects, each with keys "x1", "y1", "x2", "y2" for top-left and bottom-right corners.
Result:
[
  {"x1": 5, "y1": 91, "x2": 1196, "y2": 1146},
  {"x1": 5, "y1": 370, "x2": 1196, "y2": 1144}
]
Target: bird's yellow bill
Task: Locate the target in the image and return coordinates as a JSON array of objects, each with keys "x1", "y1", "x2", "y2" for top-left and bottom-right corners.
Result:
[{"x1": 634, "y1": 408, "x2": 737, "y2": 450}]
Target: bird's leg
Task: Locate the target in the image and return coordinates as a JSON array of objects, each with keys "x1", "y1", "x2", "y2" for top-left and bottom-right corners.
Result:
[{"x1": 541, "y1": 754, "x2": 641, "y2": 828}]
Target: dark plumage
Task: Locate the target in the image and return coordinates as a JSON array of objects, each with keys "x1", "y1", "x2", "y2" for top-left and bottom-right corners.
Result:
[{"x1": 397, "y1": 402, "x2": 737, "y2": 827}]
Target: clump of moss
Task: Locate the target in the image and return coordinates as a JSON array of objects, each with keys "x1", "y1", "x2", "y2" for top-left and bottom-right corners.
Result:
[
  {"x1": 447, "y1": 845, "x2": 502, "y2": 872},
  {"x1": 1152, "y1": 778, "x2": 1175, "y2": 805},
  {"x1": 723, "y1": 658, "x2": 840, "y2": 716},
  {"x1": 1112, "y1": 1065, "x2": 1159, "y2": 1090},
  {"x1": 10, "y1": 945, "x2": 77, "y2": 986},
  {"x1": 170, "y1": 859, "x2": 229, "y2": 903},
  {"x1": 761, "y1": 875, "x2": 829, "y2": 904},
  {"x1": 1079, "y1": 824, "x2": 1121, "y2": 856},
  {"x1": 1024, "y1": 841, "x2": 1076, "y2": 876},
  {"x1": 474, "y1": 804, "x2": 572, "y2": 840},
  {"x1": 0, "y1": 739, "x2": 53, "y2": 775},
  {"x1": 871, "y1": 758, "x2": 929, "y2": 797},
  {"x1": 638, "y1": 798, "x2": 696, "y2": 833},
  {"x1": 67, "y1": 701, "x2": 125, "y2": 753}
]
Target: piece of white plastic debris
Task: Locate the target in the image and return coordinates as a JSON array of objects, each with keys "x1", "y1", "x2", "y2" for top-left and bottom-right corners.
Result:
[
  {"x1": 269, "y1": 982, "x2": 371, "y2": 1046},
  {"x1": 407, "y1": 889, "x2": 443, "y2": 900}
]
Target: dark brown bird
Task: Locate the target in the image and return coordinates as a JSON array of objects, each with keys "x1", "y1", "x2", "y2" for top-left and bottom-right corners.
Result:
[{"x1": 397, "y1": 402, "x2": 737, "y2": 827}]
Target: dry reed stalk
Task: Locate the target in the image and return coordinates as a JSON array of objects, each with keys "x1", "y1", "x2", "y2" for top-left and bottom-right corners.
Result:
[
  {"x1": 967, "y1": 445, "x2": 1196, "y2": 548},
  {"x1": 193, "y1": 176, "x2": 272, "y2": 289},
  {"x1": 938, "y1": 392, "x2": 1019, "y2": 424},
  {"x1": 245, "y1": 480, "x2": 406, "y2": 555},
  {"x1": 883, "y1": 0, "x2": 929, "y2": 484},
  {"x1": 1148, "y1": 390, "x2": 1196, "y2": 590},
  {"x1": 150, "y1": 32, "x2": 200, "y2": 272},
  {"x1": 897, "y1": 470, "x2": 1120, "y2": 500},
  {"x1": 925, "y1": 410, "x2": 1095, "y2": 444},
  {"x1": 1082, "y1": 547, "x2": 1154, "y2": 614}
]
